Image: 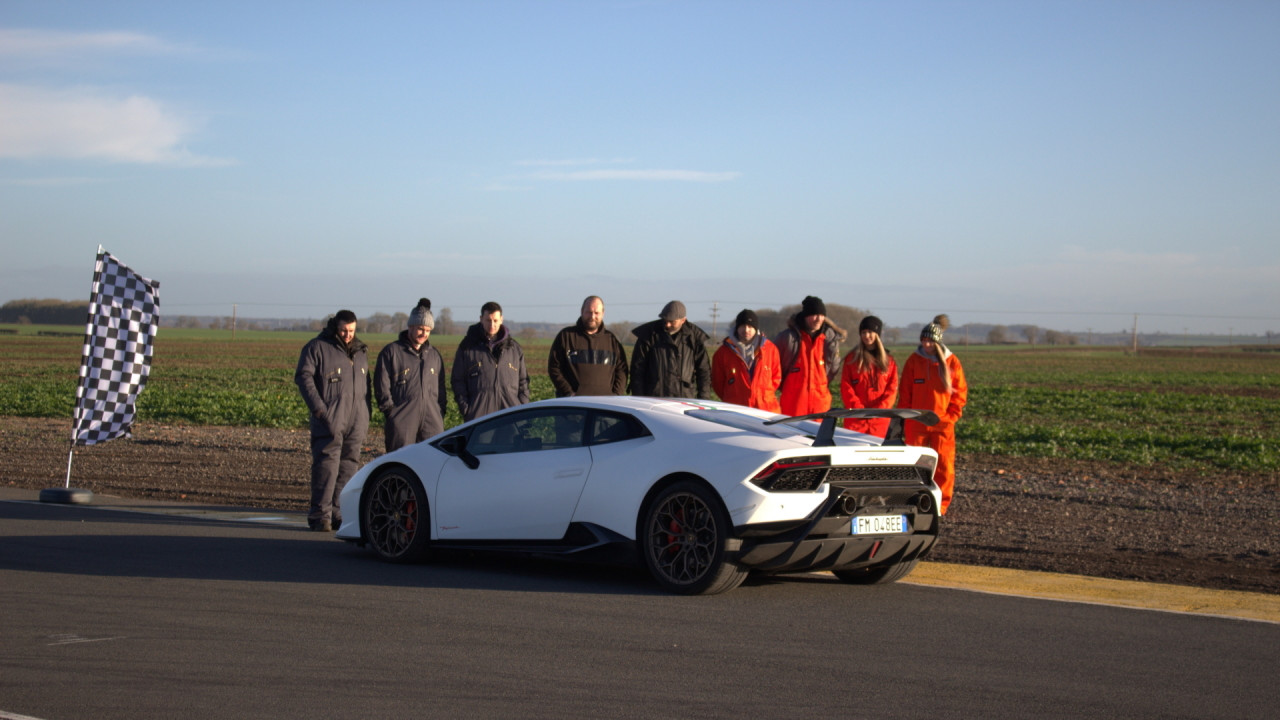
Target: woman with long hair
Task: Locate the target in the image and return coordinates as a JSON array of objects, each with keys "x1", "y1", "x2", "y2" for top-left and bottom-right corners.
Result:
[
  {"x1": 840, "y1": 315, "x2": 899, "y2": 437},
  {"x1": 898, "y1": 314, "x2": 968, "y2": 515}
]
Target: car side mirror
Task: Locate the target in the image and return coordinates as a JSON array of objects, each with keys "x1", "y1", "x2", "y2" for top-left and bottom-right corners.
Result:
[{"x1": 439, "y1": 434, "x2": 480, "y2": 469}]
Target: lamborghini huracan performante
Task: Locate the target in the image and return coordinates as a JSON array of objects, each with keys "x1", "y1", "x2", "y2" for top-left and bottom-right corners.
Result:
[{"x1": 336, "y1": 396, "x2": 942, "y2": 595}]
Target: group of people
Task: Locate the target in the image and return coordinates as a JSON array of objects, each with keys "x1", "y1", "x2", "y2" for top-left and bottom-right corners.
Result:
[
  {"x1": 293, "y1": 294, "x2": 967, "y2": 532},
  {"x1": 293, "y1": 298, "x2": 529, "y2": 531}
]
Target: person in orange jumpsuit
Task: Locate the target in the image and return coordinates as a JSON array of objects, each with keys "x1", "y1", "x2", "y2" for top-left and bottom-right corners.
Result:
[
  {"x1": 898, "y1": 316, "x2": 967, "y2": 515},
  {"x1": 712, "y1": 309, "x2": 781, "y2": 412},
  {"x1": 840, "y1": 315, "x2": 899, "y2": 438},
  {"x1": 773, "y1": 296, "x2": 846, "y2": 416}
]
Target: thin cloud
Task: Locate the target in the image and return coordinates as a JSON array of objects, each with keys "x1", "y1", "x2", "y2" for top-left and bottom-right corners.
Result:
[
  {"x1": 515, "y1": 157, "x2": 636, "y2": 167},
  {"x1": 0, "y1": 28, "x2": 182, "y2": 58},
  {"x1": 0, "y1": 176, "x2": 107, "y2": 187},
  {"x1": 533, "y1": 169, "x2": 741, "y2": 182},
  {"x1": 0, "y1": 84, "x2": 232, "y2": 166}
]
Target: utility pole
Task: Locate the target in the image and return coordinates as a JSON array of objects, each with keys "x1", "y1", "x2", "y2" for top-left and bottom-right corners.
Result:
[
  {"x1": 1131, "y1": 314, "x2": 1139, "y2": 354},
  {"x1": 710, "y1": 302, "x2": 720, "y2": 342},
  {"x1": 232, "y1": 303, "x2": 238, "y2": 341}
]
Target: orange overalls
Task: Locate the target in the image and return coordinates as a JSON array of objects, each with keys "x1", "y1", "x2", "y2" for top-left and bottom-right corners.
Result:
[
  {"x1": 840, "y1": 353, "x2": 899, "y2": 437},
  {"x1": 778, "y1": 330, "x2": 831, "y2": 416},
  {"x1": 898, "y1": 349, "x2": 967, "y2": 514},
  {"x1": 711, "y1": 337, "x2": 782, "y2": 412}
]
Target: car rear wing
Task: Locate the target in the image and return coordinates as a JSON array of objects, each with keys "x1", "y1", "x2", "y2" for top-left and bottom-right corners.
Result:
[{"x1": 764, "y1": 409, "x2": 940, "y2": 448}]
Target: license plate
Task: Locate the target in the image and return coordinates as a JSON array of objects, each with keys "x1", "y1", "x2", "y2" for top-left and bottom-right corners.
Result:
[{"x1": 852, "y1": 514, "x2": 908, "y2": 535}]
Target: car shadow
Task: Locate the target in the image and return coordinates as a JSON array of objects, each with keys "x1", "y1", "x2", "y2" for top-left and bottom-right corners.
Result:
[{"x1": 0, "y1": 499, "x2": 665, "y2": 596}]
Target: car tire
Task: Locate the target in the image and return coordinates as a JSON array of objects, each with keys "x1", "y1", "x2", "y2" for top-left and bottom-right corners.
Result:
[
  {"x1": 833, "y1": 558, "x2": 919, "y2": 585},
  {"x1": 362, "y1": 466, "x2": 432, "y2": 563},
  {"x1": 640, "y1": 480, "x2": 747, "y2": 595}
]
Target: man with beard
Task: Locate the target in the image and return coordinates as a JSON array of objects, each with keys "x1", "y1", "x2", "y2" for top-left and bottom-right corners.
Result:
[
  {"x1": 548, "y1": 295, "x2": 628, "y2": 397},
  {"x1": 630, "y1": 300, "x2": 712, "y2": 399},
  {"x1": 451, "y1": 301, "x2": 530, "y2": 422},
  {"x1": 375, "y1": 298, "x2": 448, "y2": 452},
  {"x1": 295, "y1": 309, "x2": 371, "y2": 532}
]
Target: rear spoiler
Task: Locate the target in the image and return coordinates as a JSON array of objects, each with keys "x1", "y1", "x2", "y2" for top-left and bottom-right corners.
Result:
[{"x1": 764, "y1": 408, "x2": 940, "y2": 448}]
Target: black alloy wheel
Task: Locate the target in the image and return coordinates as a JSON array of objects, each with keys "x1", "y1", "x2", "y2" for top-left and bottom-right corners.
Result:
[
  {"x1": 641, "y1": 480, "x2": 746, "y2": 595},
  {"x1": 363, "y1": 467, "x2": 432, "y2": 563}
]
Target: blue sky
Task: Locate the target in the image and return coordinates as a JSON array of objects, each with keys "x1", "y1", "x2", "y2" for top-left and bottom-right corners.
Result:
[{"x1": 2, "y1": 0, "x2": 1278, "y2": 335}]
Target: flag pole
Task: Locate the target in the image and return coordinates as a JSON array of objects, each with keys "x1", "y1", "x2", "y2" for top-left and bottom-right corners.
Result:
[{"x1": 49, "y1": 245, "x2": 160, "y2": 504}]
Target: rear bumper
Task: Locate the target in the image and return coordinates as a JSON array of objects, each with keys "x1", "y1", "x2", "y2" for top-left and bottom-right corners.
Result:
[{"x1": 734, "y1": 488, "x2": 938, "y2": 573}]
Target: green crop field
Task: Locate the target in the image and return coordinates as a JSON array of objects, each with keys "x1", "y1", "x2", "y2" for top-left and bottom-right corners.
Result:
[{"x1": 3, "y1": 325, "x2": 1278, "y2": 477}]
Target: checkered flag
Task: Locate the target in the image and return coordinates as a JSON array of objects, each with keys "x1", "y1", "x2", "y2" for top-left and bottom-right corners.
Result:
[{"x1": 71, "y1": 248, "x2": 161, "y2": 446}]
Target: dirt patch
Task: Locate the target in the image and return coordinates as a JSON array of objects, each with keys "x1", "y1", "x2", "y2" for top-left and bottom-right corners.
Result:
[{"x1": 6, "y1": 416, "x2": 1277, "y2": 595}]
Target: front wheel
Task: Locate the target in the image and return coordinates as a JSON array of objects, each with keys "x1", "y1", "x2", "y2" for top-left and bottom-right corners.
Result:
[
  {"x1": 362, "y1": 466, "x2": 431, "y2": 563},
  {"x1": 833, "y1": 558, "x2": 919, "y2": 585},
  {"x1": 640, "y1": 480, "x2": 746, "y2": 595}
]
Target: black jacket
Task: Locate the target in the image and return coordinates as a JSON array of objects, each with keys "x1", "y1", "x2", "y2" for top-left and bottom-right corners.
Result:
[
  {"x1": 630, "y1": 320, "x2": 712, "y2": 399},
  {"x1": 547, "y1": 320, "x2": 628, "y2": 397}
]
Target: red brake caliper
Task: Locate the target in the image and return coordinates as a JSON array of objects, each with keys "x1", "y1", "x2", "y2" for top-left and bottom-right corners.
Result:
[
  {"x1": 665, "y1": 506, "x2": 684, "y2": 555},
  {"x1": 404, "y1": 499, "x2": 417, "y2": 532}
]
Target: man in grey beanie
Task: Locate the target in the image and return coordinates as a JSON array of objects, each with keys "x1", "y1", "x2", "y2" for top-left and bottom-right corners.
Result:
[{"x1": 375, "y1": 298, "x2": 448, "y2": 452}]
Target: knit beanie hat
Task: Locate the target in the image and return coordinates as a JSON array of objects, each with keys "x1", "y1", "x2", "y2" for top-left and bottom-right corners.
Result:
[
  {"x1": 734, "y1": 309, "x2": 759, "y2": 331},
  {"x1": 859, "y1": 315, "x2": 883, "y2": 336},
  {"x1": 408, "y1": 298, "x2": 435, "y2": 329},
  {"x1": 800, "y1": 295, "x2": 827, "y2": 318},
  {"x1": 920, "y1": 322, "x2": 943, "y2": 343}
]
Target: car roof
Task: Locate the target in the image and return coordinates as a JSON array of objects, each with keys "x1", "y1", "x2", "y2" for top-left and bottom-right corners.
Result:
[{"x1": 513, "y1": 396, "x2": 878, "y2": 446}]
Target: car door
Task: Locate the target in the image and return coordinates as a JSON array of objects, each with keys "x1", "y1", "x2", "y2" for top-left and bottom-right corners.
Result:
[{"x1": 434, "y1": 407, "x2": 591, "y2": 540}]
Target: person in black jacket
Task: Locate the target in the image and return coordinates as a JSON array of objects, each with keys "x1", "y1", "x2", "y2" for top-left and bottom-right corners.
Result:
[
  {"x1": 295, "y1": 310, "x2": 371, "y2": 532},
  {"x1": 548, "y1": 296, "x2": 628, "y2": 397},
  {"x1": 630, "y1": 300, "x2": 712, "y2": 399},
  {"x1": 451, "y1": 301, "x2": 530, "y2": 422}
]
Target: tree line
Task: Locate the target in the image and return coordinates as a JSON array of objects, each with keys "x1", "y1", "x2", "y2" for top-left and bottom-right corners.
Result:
[
  {"x1": 0, "y1": 299, "x2": 88, "y2": 325},
  {"x1": 0, "y1": 298, "x2": 1096, "y2": 346}
]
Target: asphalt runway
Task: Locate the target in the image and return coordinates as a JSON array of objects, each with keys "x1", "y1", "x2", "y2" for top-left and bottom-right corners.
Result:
[{"x1": 2, "y1": 488, "x2": 1277, "y2": 720}]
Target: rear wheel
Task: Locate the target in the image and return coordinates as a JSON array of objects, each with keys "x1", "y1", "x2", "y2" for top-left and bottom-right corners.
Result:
[
  {"x1": 362, "y1": 467, "x2": 431, "y2": 563},
  {"x1": 640, "y1": 480, "x2": 746, "y2": 595},
  {"x1": 833, "y1": 558, "x2": 919, "y2": 585}
]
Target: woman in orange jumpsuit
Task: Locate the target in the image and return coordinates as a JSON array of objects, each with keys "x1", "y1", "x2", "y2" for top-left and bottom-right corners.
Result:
[
  {"x1": 898, "y1": 316, "x2": 967, "y2": 515},
  {"x1": 712, "y1": 309, "x2": 781, "y2": 412},
  {"x1": 840, "y1": 315, "x2": 899, "y2": 438}
]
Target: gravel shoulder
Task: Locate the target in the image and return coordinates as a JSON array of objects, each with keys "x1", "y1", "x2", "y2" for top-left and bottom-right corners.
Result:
[{"x1": 6, "y1": 416, "x2": 1277, "y2": 595}]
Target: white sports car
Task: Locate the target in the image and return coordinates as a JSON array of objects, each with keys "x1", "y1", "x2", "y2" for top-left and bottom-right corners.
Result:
[{"x1": 336, "y1": 396, "x2": 942, "y2": 595}]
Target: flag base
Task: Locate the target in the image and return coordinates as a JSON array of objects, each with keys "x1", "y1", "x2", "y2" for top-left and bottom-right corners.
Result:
[{"x1": 40, "y1": 487, "x2": 94, "y2": 504}]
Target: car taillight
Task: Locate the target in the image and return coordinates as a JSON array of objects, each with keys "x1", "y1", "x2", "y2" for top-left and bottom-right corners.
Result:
[{"x1": 751, "y1": 456, "x2": 830, "y2": 492}]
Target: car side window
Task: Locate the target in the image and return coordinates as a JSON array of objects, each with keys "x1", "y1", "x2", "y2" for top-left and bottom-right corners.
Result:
[
  {"x1": 468, "y1": 409, "x2": 587, "y2": 455},
  {"x1": 588, "y1": 411, "x2": 650, "y2": 445}
]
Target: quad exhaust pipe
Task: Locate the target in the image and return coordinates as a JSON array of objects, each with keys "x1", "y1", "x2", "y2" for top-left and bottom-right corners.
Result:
[{"x1": 834, "y1": 492, "x2": 934, "y2": 516}]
